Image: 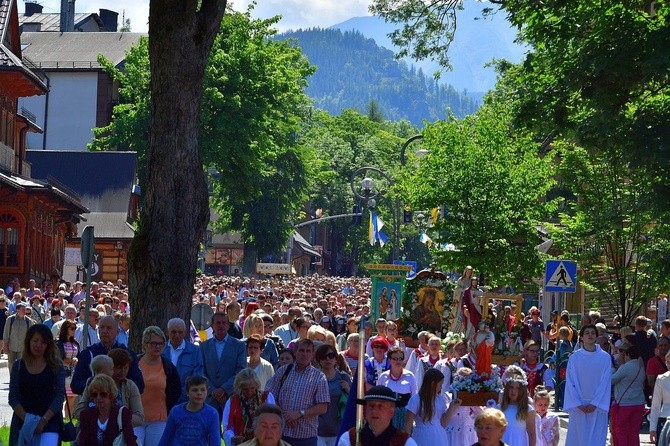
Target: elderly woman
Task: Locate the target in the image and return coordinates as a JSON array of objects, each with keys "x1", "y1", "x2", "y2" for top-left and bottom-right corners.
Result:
[
  {"x1": 238, "y1": 404, "x2": 291, "y2": 446},
  {"x1": 473, "y1": 408, "x2": 508, "y2": 446},
  {"x1": 316, "y1": 344, "x2": 351, "y2": 446},
  {"x1": 364, "y1": 336, "x2": 391, "y2": 391},
  {"x1": 223, "y1": 368, "x2": 276, "y2": 446},
  {"x1": 342, "y1": 333, "x2": 368, "y2": 376},
  {"x1": 78, "y1": 374, "x2": 138, "y2": 445},
  {"x1": 247, "y1": 334, "x2": 275, "y2": 390},
  {"x1": 137, "y1": 326, "x2": 181, "y2": 446},
  {"x1": 377, "y1": 346, "x2": 417, "y2": 430}
]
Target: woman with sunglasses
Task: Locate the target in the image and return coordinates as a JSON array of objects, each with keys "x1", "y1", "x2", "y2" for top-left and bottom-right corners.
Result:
[
  {"x1": 378, "y1": 346, "x2": 417, "y2": 430},
  {"x1": 55, "y1": 320, "x2": 79, "y2": 418},
  {"x1": 316, "y1": 343, "x2": 351, "y2": 446},
  {"x1": 78, "y1": 374, "x2": 138, "y2": 445},
  {"x1": 364, "y1": 336, "x2": 391, "y2": 391}
]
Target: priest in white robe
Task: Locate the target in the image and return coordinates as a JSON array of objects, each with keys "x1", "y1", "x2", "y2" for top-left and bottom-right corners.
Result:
[{"x1": 564, "y1": 324, "x2": 613, "y2": 446}]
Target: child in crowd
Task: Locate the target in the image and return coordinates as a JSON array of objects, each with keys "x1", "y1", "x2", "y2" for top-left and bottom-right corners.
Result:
[
  {"x1": 534, "y1": 386, "x2": 559, "y2": 446},
  {"x1": 405, "y1": 368, "x2": 459, "y2": 444},
  {"x1": 278, "y1": 348, "x2": 295, "y2": 368},
  {"x1": 501, "y1": 368, "x2": 537, "y2": 446},
  {"x1": 158, "y1": 375, "x2": 220, "y2": 445},
  {"x1": 557, "y1": 326, "x2": 573, "y2": 359},
  {"x1": 444, "y1": 368, "x2": 479, "y2": 445}
]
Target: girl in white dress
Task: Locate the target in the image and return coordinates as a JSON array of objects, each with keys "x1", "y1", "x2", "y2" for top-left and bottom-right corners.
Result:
[
  {"x1": 444, "y1": 367, "x2": 479, "y2": 444},
  {"x1": 501, "y1": 370, "x2": 537, "y2": 446},
  {"x1": 405, "y1": 368, "x2": 460, "y2": 446},
  {"x1": 534, "y1": 386, "x2": 559, "y2": 446}
]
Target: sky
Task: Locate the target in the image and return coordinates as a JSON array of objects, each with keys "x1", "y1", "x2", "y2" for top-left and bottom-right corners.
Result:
[{"x1": 31, "y1": 0, "x2": 373, "y2": 33}]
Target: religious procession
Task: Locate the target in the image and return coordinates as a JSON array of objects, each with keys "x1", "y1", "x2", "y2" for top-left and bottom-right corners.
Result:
[{"x1": 3, "y1": 268, "x2": 666, "y2": 446}]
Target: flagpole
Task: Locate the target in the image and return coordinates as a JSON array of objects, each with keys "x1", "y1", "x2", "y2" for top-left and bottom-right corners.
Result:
[{"x1": 356, "y1": 315, "x2": 367, "y2": 445}]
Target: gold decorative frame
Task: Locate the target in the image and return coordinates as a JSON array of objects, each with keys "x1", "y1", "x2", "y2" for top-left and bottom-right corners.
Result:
[{"x1": 481, "y1": 293, "x2": 524, "y2": 320}]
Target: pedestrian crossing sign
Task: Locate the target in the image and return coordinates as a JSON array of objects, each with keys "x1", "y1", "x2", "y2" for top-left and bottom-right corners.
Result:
[{"x1": 544, "y1": 260, "x2": 577, "y2": 292}]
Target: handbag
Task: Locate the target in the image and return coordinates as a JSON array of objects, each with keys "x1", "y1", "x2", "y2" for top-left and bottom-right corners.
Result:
[
  {"x1": 112, "y1": 406, "x2": 126, "y2": 446},
  {"x1": 61, "y1": 397, "x2": 77, "y2": 442}
]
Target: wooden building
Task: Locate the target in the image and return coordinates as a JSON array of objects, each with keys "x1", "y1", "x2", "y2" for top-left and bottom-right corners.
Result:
[{"x1": 0, "y1": 0, "x2": 87, "y2": 287}]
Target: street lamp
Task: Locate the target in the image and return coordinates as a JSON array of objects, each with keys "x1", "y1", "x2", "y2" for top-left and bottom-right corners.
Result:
[
  {"x1": 399, "y1": 134, "x2": 427, "y2": 166},
  {"x1": 350, "y1": 166, "x2": 399, "y2": 261}
]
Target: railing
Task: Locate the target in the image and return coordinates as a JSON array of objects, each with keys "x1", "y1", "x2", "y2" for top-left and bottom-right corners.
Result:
[
  {"x1": 22, "y1": 160, "x2": 31, "y2": 178},
  {"x1": 30, "y1": 61, "x2": 104, "y2": 69},
  {"x1": 19, "y1": 106, "x2": 37, "y2": 123}
]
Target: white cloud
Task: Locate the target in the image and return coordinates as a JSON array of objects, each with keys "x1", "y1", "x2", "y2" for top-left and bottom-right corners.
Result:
[
  {"x1": 234, "y1": 0, "x2": 371, "y2": 31},
  {"x1": 30, "y1": 0, "x2": 371, "y2": 33}
]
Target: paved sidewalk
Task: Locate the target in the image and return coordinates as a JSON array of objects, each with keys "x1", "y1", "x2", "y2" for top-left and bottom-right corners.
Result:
[{"x1": 556, "y1": 409, "x2": 653, "y2": 445}]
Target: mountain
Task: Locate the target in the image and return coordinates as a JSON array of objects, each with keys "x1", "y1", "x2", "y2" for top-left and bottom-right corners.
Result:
[
  {"x1": 278, "y1": 28, "x2": 479, "y2": 126},
  {"x1": 329, "y1": 1, "x2": 527, "y2": 96}
]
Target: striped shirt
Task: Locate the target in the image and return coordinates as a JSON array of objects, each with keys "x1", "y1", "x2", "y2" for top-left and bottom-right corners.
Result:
[{"x1": 266, "y1": 363, "x2": 329, "y2": 439}]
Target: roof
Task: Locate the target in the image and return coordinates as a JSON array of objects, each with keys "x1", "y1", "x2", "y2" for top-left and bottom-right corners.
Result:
[
  {"x1": 26, "y1": 150, "x2": 137, "y2": 212},
  {"x1": 0, "y1": 168, "x2": 88, "y2": 216},
  {"x1": 0, "y1": 0, "x2": 47, "y2": 95},
  {"x1": 293, "y1": 231, "x2": 321, "y2": 258},
  {"x1": 20, "y1": 31, "x2": 146, "y2": 69},
  {"x1": 75, "y1": 212, "x2": 134, "y2": 239},
  {"x1": 18, "y1": 12, "x2": 103, "y2": 32}
]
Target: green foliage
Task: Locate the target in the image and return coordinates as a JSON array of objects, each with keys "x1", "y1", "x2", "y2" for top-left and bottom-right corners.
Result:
[
  {"x1": 403, "y1": 93, "x2": 557, "y2": 287},
  {"x1": 299, "y1": 109, "x2": 424, "y2": 274},
  {"x1": 502, "y1": 0, "x2": 670, "y2": 211},
  {"x1": 91, "y1": 8, "x2": 315, "y2": 258},
  {"x1": 278, "y1": 28, "x2": 479, "y2": 124},
  {"x1": 549, "y1": 144, "x2": 670, "y2": 325},
  {"x1": 369, "y1": 0, "x2": 464, "y2": 70}
]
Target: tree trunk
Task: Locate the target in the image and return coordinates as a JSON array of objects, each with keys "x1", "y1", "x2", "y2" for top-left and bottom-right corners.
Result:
[{"x1": 128, "y1": 0, "x2": 227, "y2": 351}]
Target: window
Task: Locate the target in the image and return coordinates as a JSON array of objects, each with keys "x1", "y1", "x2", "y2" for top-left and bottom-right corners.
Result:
[{"x1": 0, "y1": 213, "x2": 21, "y2": 267}]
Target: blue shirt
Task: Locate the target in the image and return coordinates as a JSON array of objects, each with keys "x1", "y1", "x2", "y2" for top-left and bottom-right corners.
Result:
[
  {"x1": 158, "y1": 403, "x2": 220, "y2": 446},
  {"x1": 215, "y1": 335, "x2": 228, "y2": 360}
]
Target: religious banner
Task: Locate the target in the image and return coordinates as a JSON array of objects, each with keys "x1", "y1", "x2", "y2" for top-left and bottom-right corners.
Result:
[
  {"x1": 398, "y1": 267, "x2": 455, "y2": 341},
  {"x1": 365, "y1": 264, "x2": 412, "y2": 322}
]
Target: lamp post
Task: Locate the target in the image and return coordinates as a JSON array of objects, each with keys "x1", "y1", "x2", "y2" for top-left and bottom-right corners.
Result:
[
  {"x1": 114, "y1": 241, "x2": 123, "y2": 281},
  {"x1": 399, "y1": 134, "x2": 426, "y2": 166},
  {"x1": 350, "y1": 166, "x2": 398, "y2": 261}
]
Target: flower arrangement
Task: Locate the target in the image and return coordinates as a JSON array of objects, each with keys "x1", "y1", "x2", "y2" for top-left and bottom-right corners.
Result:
[{"x1": 450, "y1": 370, "x2": 503, "y2": 394}]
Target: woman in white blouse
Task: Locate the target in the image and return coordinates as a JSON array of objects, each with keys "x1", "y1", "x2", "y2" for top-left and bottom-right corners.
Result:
[{"x1": 649, "y1": 352, "x2": 670, "y2": 445}]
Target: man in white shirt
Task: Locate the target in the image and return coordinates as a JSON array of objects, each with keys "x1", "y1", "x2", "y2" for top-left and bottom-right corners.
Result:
[{"x1": 74, "y1": 308, "x2": 100, "y2": 348}]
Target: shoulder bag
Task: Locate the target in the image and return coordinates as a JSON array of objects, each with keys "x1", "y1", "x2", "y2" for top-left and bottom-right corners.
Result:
[{"x1": 611, "y1": 362, "x2": 642, "y2": 416}]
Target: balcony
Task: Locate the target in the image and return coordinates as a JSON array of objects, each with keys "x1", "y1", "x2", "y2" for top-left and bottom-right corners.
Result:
[{"x1": 0, "y1": 142, "x2": 14, "y2": 172}]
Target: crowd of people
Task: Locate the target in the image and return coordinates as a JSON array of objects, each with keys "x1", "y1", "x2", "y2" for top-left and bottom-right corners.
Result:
[{"x1": 0, "y1": 273, "x2": 668, "y2": 446}]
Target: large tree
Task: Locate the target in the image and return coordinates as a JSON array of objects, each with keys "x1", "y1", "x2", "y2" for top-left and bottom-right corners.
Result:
[
  {"x1": 550, "y1": 144, "x2": 670, "y2": 325},
  {"x1": 93, "y1": 9, "x2": 315, "y2": 307},
  {"x1": 403, "y1": 89, "x2": 556, "y2": 287},
  {"x1": 125, "y1": 0, "x2": 227, "y2": 349},
  {"x1": 371, "y1": 0, "x2": 670, "y2": 210}
]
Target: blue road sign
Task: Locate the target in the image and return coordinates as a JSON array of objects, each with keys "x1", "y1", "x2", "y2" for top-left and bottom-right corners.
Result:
[
  {"x1": 545, "y1": 260, "x2": 577, "y2": 292},
  {"x1": 393, "y1": 260, "x2": 417, "y2": 278}
]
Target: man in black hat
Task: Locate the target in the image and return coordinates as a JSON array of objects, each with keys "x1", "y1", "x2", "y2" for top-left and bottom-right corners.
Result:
[{"x1": 337, "y1": 386, "x2": 417, "y2": 446}]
